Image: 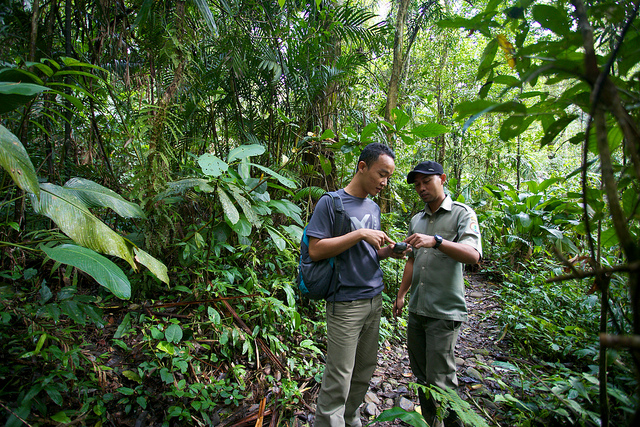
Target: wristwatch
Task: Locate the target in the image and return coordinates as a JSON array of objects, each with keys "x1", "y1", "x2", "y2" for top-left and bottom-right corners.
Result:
[{"x1": 433, "y1": 234, "x2": 443, "y2": 249}]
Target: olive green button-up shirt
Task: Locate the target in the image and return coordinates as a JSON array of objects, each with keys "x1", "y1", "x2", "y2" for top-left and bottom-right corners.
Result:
[{"x1": 407, "y1": 195, "x2": 483, "y2": 322}]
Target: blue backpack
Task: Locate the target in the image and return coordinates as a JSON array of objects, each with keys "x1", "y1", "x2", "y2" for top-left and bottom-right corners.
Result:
[{"x1": 296, "y1": 192, "x2": 350, "y2": 300}]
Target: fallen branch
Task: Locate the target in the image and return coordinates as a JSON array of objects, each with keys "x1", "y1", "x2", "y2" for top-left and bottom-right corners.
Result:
[
  {"x1": 220, "y1": 299, "x2": 288, "y2": 376},
  {"x1": 0, "y1": 400, "x2": 33, "y2": 427},
  {"x1": 255, "y1": 397, "x2": 266, "y2": 427},
  {"x1": 546, "y1": 260, "x2": 640, "y2": 283},
  {"x1": 227, "y1": 408, "x2": 273, "y2": 427},
  {"x1": 599, "y1": 333, "x2": 640, "y2": 350}
]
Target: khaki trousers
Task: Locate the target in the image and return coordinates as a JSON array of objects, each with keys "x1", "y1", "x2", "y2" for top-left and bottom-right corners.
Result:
[{"x1": 314, "y1": 295, "x2": 382, "y2": 427}]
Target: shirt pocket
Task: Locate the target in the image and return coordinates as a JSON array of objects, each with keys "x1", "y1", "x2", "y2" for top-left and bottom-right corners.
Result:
[{"x1": 433, "y1": 231, "x2": 457, "y2": 258}]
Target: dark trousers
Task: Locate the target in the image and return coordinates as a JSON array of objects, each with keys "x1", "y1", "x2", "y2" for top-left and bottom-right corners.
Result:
[{"x1": 407, "y1": 314, "x2": 463, "y2": 426}]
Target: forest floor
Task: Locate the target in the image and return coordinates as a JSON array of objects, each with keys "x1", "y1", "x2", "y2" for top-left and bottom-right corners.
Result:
[
  {"x1": 2, "y1": 271, "x2": 515, "y2": 426},
  {"x1": 294, "y1": 271, "x2": 514, "y2": 427}
]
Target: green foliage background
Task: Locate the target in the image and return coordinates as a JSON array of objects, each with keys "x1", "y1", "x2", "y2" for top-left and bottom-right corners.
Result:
[{"x1": 0, "y1": 0, "x2": 638, "y2": 426}]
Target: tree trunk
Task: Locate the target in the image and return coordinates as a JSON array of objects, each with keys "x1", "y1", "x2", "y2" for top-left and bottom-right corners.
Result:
[
  {"x1": 147, "y1": 0, "x2": 187, "y2": 177},
  {"x1": 384, "y1": 0, "x2": 411, "y2": 125},
  {"x1": 61, "y1": 0, "x2": 72, "y2": 181}
]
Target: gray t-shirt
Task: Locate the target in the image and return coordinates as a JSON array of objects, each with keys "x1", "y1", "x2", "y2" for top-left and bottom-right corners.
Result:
[{"x1": 305, "y1": 189, "x2": 384, "y2": 301}]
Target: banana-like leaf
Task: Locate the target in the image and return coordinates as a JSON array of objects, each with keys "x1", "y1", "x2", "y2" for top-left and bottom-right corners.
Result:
[
  {"x1": 0, "y1": 125, "x2": 40, "y2": 197},
  {"x1": 0, "y1": 68, "x2": 49, "y2": 113},
  {"x1": 0, "y1": 81, "x2": 49, "y2": 96},
  {"x1": 64, "y1": 177, "x2": 145, "y2": 219},
  {"x1": 218, "y1": 186, "x2": 240, "y2": 224},
  {"x1": 30, "y1": 183, "x2": 137, "y2": 269},
  {"x1": 134, "y1": 247, "x2": 169, "y2": 284},
  {"x1": 42, "y1": 244, "x2": 131, "y2": 300}
]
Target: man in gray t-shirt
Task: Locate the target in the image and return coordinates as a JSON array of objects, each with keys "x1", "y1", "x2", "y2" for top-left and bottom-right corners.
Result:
[
  {"x1": 308, "y1": 143, "x2": 405, "y2": 427},
  {"x1": 306, "y1": 188, "x2": 384, "y2": 301}
]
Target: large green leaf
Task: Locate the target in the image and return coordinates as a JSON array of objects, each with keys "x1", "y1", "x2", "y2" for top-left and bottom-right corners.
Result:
[
  {"x1": 0, "y1": 81, "x2": 49, "y2": 96},
  {"x1": 265, "y1": 225, "x2": 286, "y2": 251},
  {"x1": 134, "y1": 247, "x2": 169, "y2": 284},
  {"x1": 228, "y1": 144, "x2": 265, "y2": 163},
  {"x1": 360, "y1": 123, "x2": 378, "y2": 141},
  {"x1": 268, "y1": 199, "x2": 303, "y2": 226},
  {"x1": 411, "y1": 123, "x2": 449, "y2": 138},
  {"x1": 218, "y1": 186, "x2": 240, "y2": 224},
  {"x1": 455, "y1": 99, "x2": 499, "y2": 118},
  {"x1": 477, "y1": 38, "x2": 498, "y2": 81},
  {"x1": 499, "y1": 115, "x2": 535, "y2": 141},
  {"x1": 230, "y1": 217, "x2": 252, "y2": 237},
  {"x1": 164, "y1": 324, "x2": 183, "y2": 344},
  {"x1": 42, "y1": 244, "x2": 131, "y2": 299},
  {"x1": 228, "y1": 185, "x2": 261, "y2": 227},
  {"x1": 64, "y1": 178, "x2": 145, "y2": 219},
  {"x1": 198, "y1": 153, "x2": 228, "y2": 177},
  {"x1": 248, "y1": 162, "x2": 296, "y2": 188},
  {"x1": 391, "y1": 108, "x2": 410, "y2": 132},
  {"x1": 30, "y1": 183, "x2": 136, "y2": 269},
  {"x1": 532, "y1": 4, "x2": 570, "y2": 37},
  {"x1": 158, "y1": 178, "x2": 215, "y2": 201},
  {"x1": 0, "y1": 68, "x2": 48, "y2": 113},
  {"x1": 540, "y1": 115, "x2": 578, "y2": 147},
  {"x1": 373, "y1": 407, "x2": 429, "y2": 426},
  {"x1": 0, "y1": 125, "x2": 40, "y2": 197},
  {"x1": 457, "y1": 101, "x2": 527, "y2": 133}
]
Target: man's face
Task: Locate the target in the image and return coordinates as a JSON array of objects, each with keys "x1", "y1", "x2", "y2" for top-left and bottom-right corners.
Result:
[
  {"x1": 360, "y1": 154, "x2": 395, "y2": 196},
  {"x1": 413, "y1": 173, "x2": 445, "y2": 204}
]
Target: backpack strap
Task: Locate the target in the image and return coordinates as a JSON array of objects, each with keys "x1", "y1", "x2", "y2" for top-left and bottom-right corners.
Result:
[
  {"x1": 327, "y1": 191, "x2": 346, "y2": 238},
  {"x1": 325, "y1": 191, "x2": 348, "y2": 307}
]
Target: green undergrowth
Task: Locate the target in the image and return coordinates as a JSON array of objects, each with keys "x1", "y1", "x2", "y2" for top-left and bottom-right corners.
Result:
[
  {"x1": 0, "y1": 248, "x2": 408, "y2": 426},
  {"x1": 487, "y1": 256, "x2": 637, "y2": 426}
]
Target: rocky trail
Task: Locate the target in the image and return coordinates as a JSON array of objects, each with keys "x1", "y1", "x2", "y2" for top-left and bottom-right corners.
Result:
[{"x1": 301, "y1": 272, "x2": 512, "y2": 427}]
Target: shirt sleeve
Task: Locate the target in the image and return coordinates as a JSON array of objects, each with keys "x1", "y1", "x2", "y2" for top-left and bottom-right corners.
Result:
[
  {"x1": 456, "y1": 207, "x2": 483, "y2": 258},
  {"x1": 407, "y1": 214, "x2": 418, "y2": 259},
  {"x1": 305, "y1": 195, "x2": 335, "y2": 240}
]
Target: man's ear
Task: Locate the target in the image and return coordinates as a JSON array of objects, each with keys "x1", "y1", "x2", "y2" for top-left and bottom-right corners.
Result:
[
  {"x1": 357, "y1": 160, "x2": 367, "y2": 173},
  {"x1": 440, "y1": 173, "x2": 447, "y2": 184}
]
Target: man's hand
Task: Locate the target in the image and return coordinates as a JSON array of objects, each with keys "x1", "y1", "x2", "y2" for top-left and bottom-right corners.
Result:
[
  {"x1": 393, "y1": 295, "x2": 405, "y2": 318},
  {"x1": 404, "y1": 233, "x2": 437, "y2": 249},
  {"x1": 360, "y1": 229, "x2": 394, "y2": 250},
  {"x1": 379, "y1": 242, "x2": 411, "y2": 259}
]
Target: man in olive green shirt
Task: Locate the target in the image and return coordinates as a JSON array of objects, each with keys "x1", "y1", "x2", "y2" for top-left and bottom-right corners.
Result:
[{"x1": 393, "y1": 161, "x2": 482, "y2": 427}]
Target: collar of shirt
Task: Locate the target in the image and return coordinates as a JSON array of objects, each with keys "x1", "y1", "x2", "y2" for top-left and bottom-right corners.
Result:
[{"x1": 423, "y1": 194, "x2": 452, "y2": 216}]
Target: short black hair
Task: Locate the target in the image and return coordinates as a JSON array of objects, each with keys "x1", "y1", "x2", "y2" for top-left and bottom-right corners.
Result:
[{"x1": 358, "y1": 143, "x2": 395, "y2": 167}]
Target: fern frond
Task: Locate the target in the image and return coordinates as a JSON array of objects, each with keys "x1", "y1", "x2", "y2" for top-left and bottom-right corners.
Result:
[{"x1": 294, "y1": 186, "x2": 326, "y2": 202}]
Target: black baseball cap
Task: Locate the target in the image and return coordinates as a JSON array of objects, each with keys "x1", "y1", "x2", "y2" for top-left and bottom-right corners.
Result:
[{"x1": 407, "y1": 161, "x2": 444, "y2": 184}]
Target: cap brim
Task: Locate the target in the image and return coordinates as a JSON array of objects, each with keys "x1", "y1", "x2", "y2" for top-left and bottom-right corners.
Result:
[{"x1": 407, "y1": 170, "x2": 438, "y2": 184}]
